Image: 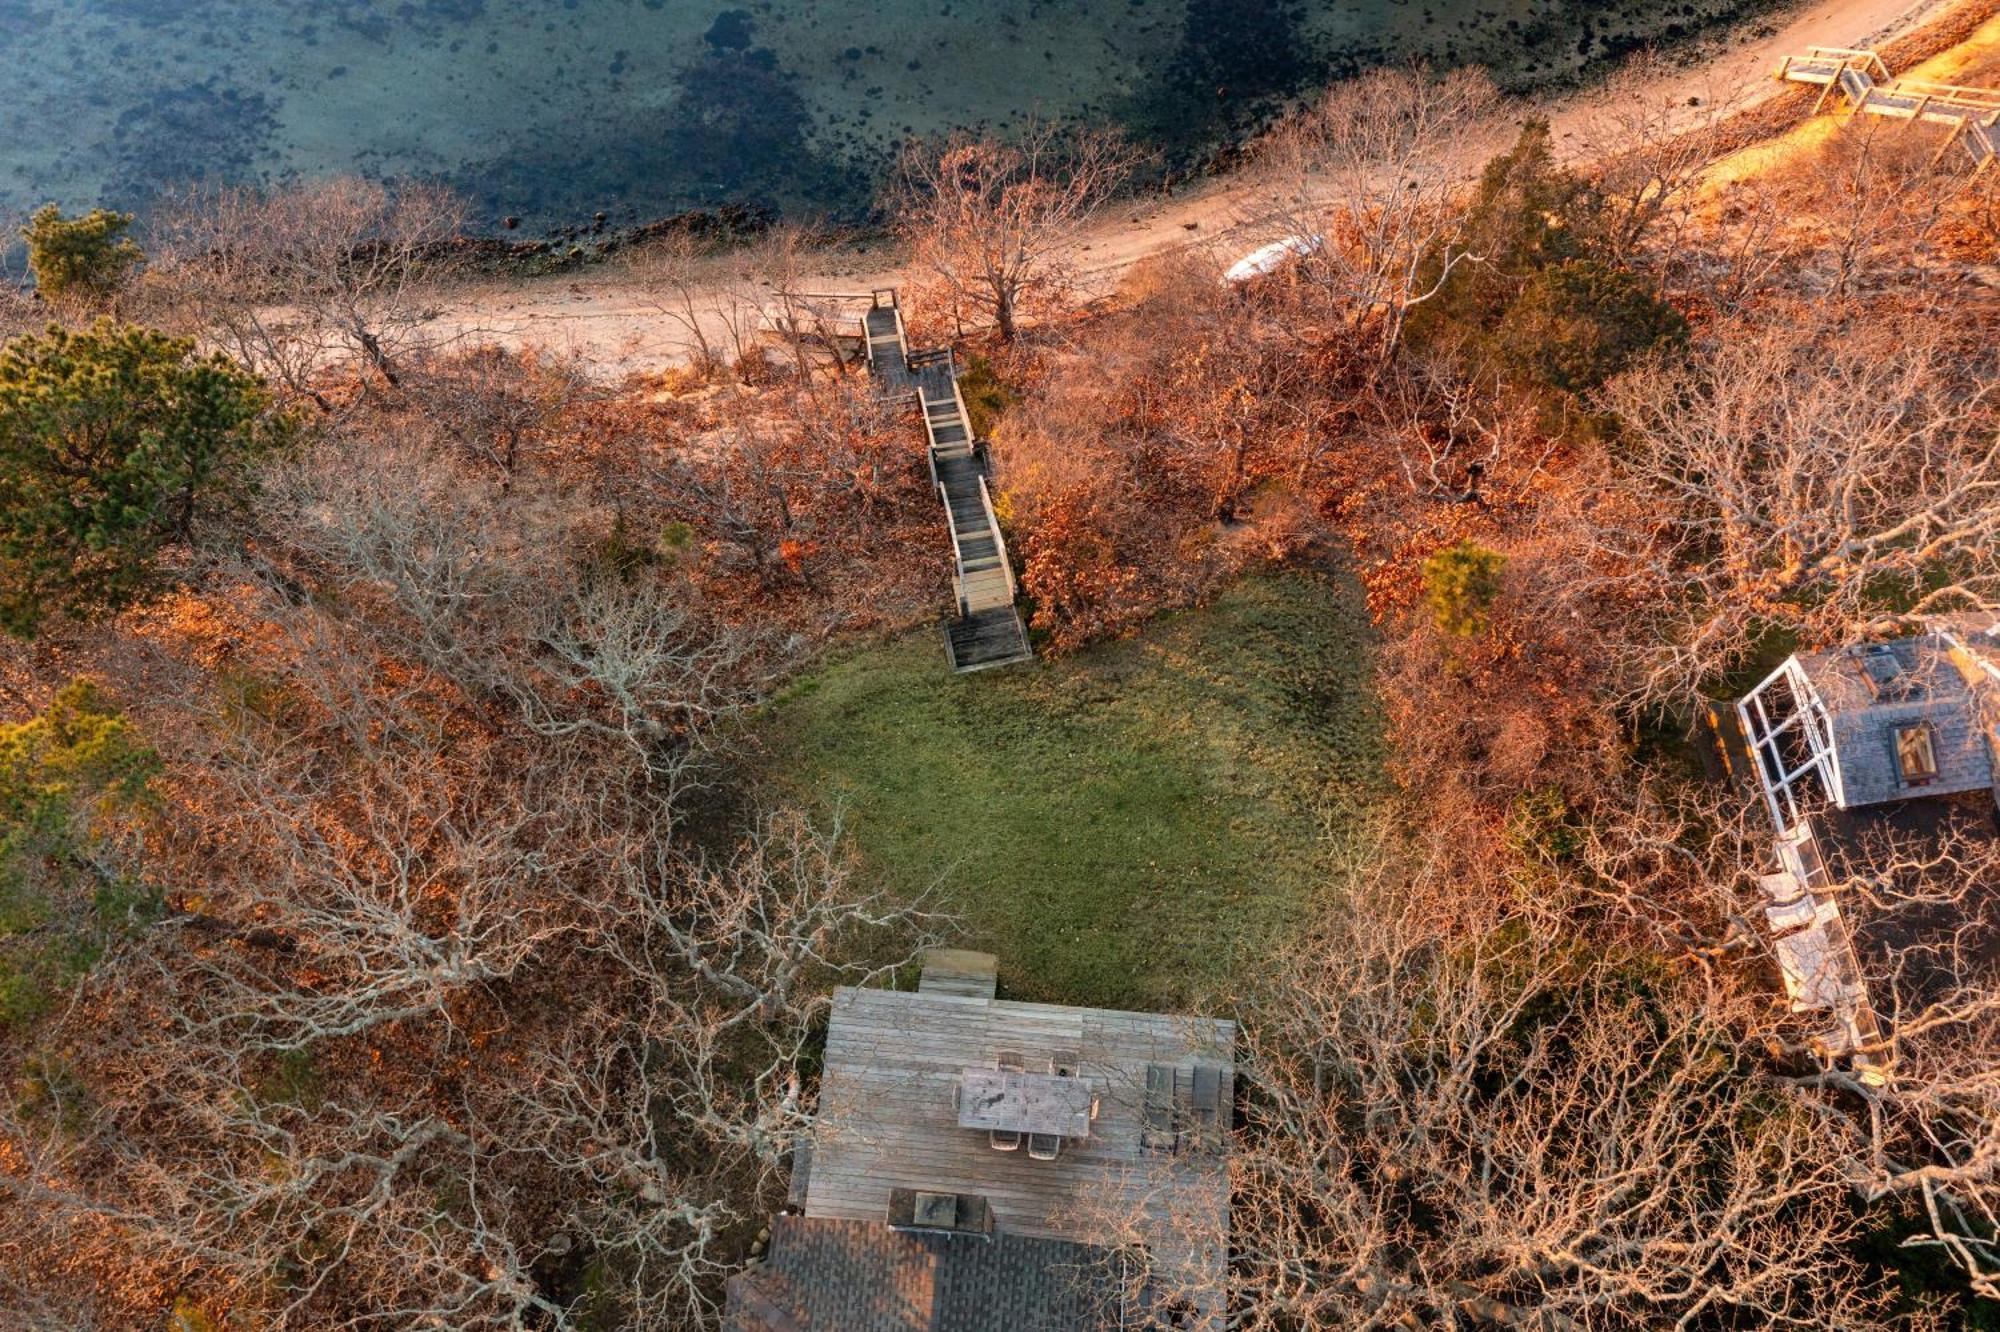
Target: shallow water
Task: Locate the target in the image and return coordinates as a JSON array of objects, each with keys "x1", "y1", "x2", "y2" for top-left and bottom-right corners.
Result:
[{"x1": 2, "y1": 0, "x2": 1770, "y2": 232}]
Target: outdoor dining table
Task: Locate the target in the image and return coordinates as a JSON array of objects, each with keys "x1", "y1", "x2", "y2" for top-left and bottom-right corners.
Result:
[{"x1": 957, "y1": 1066, "x2": 1093, "y2": 1140}]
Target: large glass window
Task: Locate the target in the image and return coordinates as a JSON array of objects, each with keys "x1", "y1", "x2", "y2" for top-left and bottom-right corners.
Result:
[{"x1": 1895, "y1": 723, "x2": 1939, "y2": 786}]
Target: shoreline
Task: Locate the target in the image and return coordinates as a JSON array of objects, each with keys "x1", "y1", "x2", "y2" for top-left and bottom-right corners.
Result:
[
  {"x1": 422, "y1": 0, "x2": 1872, "y2": 262},
  {"x1": 410, "y1": 0, "x2": 1970, "y2": 378},
  {"x1": 444, "y1": 0, "x2": 1849, "y2": 269}
]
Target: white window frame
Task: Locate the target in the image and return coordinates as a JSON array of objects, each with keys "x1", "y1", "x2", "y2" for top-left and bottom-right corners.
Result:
[{"x1": 1737, "y1": 657, "x2": 1843, "y2": 835}]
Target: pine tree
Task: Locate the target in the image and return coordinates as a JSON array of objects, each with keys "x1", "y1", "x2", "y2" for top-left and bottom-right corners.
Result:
[{"x1": 0, "y1": 321, "x2": 288, "y2": 635}]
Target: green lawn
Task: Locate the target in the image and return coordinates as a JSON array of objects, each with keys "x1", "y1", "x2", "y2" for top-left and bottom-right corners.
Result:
[{"x1": 752, "y1": 572, "x2": 1388, "y2": 1011}]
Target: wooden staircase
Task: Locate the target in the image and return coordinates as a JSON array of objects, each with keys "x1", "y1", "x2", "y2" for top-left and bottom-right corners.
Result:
[
  {"x1": 862, "y1": 290, "x2": 1033, "y2": 673},
  {"x1": 1777, "y1": 47, "x2": 2000, "y2": 173}
]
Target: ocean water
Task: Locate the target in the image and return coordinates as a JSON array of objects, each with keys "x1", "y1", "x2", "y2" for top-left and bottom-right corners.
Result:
[{"x1": 0, "y1": 0, "x2": 1771, "y2": 232}]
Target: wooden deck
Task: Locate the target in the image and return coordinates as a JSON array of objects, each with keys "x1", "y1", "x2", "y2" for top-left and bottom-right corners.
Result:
[
  {"x1": 862, "y1": 290, "x2": 1033, "y2": 673},
  {"x1": 806, "y1": 985, "x2": 1235, "y2": 1319},
  {"x1": 1778, "y1": 47, "x2": 2000, "y2": 172}
]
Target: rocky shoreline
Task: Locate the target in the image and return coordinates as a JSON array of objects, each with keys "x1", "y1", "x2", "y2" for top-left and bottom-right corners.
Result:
[
  {"x1": 446, "y1": 0, "x2": 1819, "y2": 270},
  {"x1": 452, "y1": 201, "x2": 783, "y2": 277}
]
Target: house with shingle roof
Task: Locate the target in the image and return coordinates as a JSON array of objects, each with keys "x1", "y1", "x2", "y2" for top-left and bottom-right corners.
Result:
[
  {"x1": 1731, "y1": 617, "x2": 2000, "y2": 1077},
  {"x1": 724, "y1": 951, "x2": 1233, "y2": 1331}
]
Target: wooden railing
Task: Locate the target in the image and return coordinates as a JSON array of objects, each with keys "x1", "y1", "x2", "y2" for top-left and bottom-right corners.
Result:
[
  {"x1": 854, "y1": 285, "x2": 1032, "y2": 668},
  {"x1": 1885, "y1": 77, "x2": 2000, "y2": 112},
  {"x1": 1777, "y1": 46, "x2": 1892, "y2": 82},
  {"x1": 937, "y1": 480, "x2": 971, "y2": 616},
  {"x1": 1777, "y1": 47, "x2": 2000, "y2": 172},
  {"x1": 976, "y1": 475, "x2": 1017, "y2": 603}
]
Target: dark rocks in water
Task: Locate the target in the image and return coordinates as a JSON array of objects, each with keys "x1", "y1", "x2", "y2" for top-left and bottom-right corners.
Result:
[
  {"x1": 1124, "y1": 0, "x2": 1315, "y2": 158},
  {"x1": 504, "y1": 215, "x2": 521, "y2": 229},
  {"x1": 98, "y1": 79, "x2": 280, "y2": 208},
  {"x1": 16, "y1": 0, "x2": 1782, "y2": 238},
  {"x1": 705, "y1": 9, "x2": 756, "y2": 51},
  {"x1": 629, "y1": 201, "x2": 775, "y2": 244},
  {"x1": 464, "y1": 30, "x2": 858, "y2": 227}
]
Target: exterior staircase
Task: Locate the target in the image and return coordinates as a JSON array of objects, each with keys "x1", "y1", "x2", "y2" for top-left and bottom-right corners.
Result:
[
  {"x1": 862, "y1": 290, "x2": 1033, "y2": 673},
  {"x1": 1777, "y1": 47, "x2": 2000, "y2": 172}
]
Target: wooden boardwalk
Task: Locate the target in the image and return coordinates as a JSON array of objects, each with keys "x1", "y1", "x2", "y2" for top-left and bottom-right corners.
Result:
[
  {"x1": 862, "y1": 290, "x2": 1033, "y2": 673},
  {"x1": 1778, "y1": 47, "x2": 2000, "y2": 173}
]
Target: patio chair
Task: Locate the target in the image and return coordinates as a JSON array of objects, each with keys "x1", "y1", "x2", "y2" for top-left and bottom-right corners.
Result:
[
  {"x1": 1026, "y1": 1133, "x2": 1062, "y2": 1161},
  {"x1": 996, "y1": 1050, "x2": 1026, "y2": 1073},
  {"x1": 990, "y1": 1129, "x2": 1022, "y2": 1152}
]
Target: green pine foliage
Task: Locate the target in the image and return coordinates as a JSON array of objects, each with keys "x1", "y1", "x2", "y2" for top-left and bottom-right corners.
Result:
[
  {"x1": 1422, "y1": 540, "x2": 1507, "y2": 637},
  {"x1": 1498, "y1": 259, "x2": 1688, "y2": 396},
  {"x1": 20, "y1": 204, "x2": 145, "y2": 305},
  {"x1": 1411, "y1": 119, "x2": 1589, "y2": 337},
  {"x1": 1408, "y1": 120, "x2": 1685, "y2": 399},
  {"x1": 0, "y1": 680, "x2": 159, "y2": 1024},
  {"x1": 0, "y1": 320, "x2": 289, "y2": 636},
  {"x1": 957, "y1": 352, "x2": 1018, "y2": 439}
]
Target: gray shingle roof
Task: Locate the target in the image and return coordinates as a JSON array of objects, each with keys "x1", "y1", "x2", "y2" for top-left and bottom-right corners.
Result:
[
  {"x1": 1792, "y1": 635, "x2": 1996, "y2": 808},
  {"x1": 724, "y1": 1216, "x2": 1131, "y2": 1332}
]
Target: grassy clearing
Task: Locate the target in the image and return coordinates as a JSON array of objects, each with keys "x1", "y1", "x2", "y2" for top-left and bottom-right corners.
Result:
[{"x1": 751, "y1": 571, "x2": 1387, "y2": 1011}]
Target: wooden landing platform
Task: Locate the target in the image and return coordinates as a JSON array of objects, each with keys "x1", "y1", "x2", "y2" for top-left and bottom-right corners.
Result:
[
  {"x1": 918, "y1": 948, "x2": 999, "y2": 1000},
  {"x1": 1778, "y1": 47, "x2": 2000, "y2": 172},
  {"x1": 946, "y1": 607, "x2": 1032, "y2": 673}
]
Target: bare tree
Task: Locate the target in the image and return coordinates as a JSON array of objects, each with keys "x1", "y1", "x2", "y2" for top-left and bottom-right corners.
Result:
[
  {"x1": 151, "y1": 715, "x2": 577, "y2": 1050},
  {"x1": 1762, "y1": 821, "x2": 2000, "y2": 1302},
  {"x1": 1678, "y1": 177, "x2": 1802, "y2": 317},
  {"x1": 503, "y1": 806, "x2": 952, "y2": 1330},
  {"x1": 756, "y1": 224, "x2": 859, "y2": 385},
  {"x1": 408, "y1": 344, "x2": 589, "y2": 481},
  {"x1": 1563, "y1": 311, "x2": 2000, "y2": 709},
  {"x1": 0, "y1": 503, "x2": 920, "y2": 1329},
  {"x1": 1569, "y1": 50, "x2": 1748, "y2": 271},
  {"x1": 1257, "y1": 66, "x2": 1504, "y2": 362},
  {"x1": 891, "y1": 122, "x2": 1137, "y2": 342},
  {"x1": 1778, "y1": 117, "x2": 1973, "y2": 305},
  {"x1": 628, "y1": 229, "x2": 769, "y2": 381},
  {"x1": 1370, "y1": 340, "x2": 1555, "y2": 502},
  {"x1": 1204, "y1": 827, "x2": 1886, "y2": 1331},
  {"x1": 148, "y1": 177, "x2": 468, "y2": 408},
  {"x1": 1508, "y1": 771, "x2": 2000, "y2": 1310}
]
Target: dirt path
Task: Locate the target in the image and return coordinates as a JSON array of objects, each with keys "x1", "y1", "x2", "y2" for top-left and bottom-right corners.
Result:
[{"x1": 415, "y1": 0, "x2": 1960, "y2": 380}]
